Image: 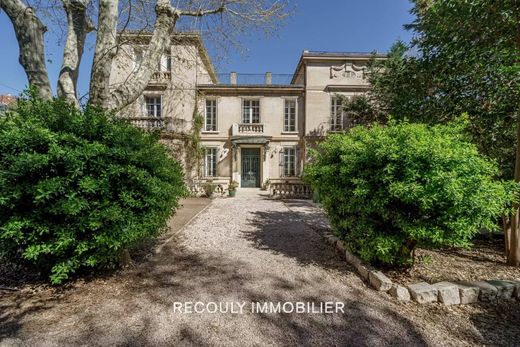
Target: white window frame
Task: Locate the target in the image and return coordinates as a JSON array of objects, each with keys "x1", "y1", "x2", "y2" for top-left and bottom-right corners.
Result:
[
  {"x1": 280, "y1": 147, "x2": 298, "y2": 177},
  {"x1": 204, "y1": 99, "x2": 218, "y2": 132},
  {"x1": 145, "y1": 95, "x2": 162, "y2": 118},
  {"x1": 330, "y1": 96, "x2": 345, "y2": 131},
  {"x1": 202, "y1": 147, "x2": 218, "y2": 177},
  {"x1": 283, "y1": 98, "x2": 297, "y2": 132},
  {"x1": 242, "y1": 99, "x2": 260, "y2": 124}
]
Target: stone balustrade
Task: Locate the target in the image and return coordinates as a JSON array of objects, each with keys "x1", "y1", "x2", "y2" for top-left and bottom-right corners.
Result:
[
  {"x1": 231, "y1": 123, "x2": 266, "y2": 136},
  {"x1": 270, "y1": 182, "x2": 312, "y2": 199},
  {"x1": 128, "y1": 117, "x2": 166, "y2": 129},
  {"x1": 150, "y1": 71, "x2": 171, "y2": 81}
]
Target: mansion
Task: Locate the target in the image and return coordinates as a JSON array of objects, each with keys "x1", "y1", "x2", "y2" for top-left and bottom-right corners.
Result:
[{"x1": 111, "y1": 33, "x2": 385, "y2": 193}]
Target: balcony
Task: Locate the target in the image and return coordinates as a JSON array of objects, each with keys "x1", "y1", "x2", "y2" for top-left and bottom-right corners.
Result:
[
  {"x1": 231, "y1": 123, "x2": 267, "y2": 137},
  {"x1": 128, "y1": 117, "x2": 168, "y2": 130},
  {"x1": 148, "y1": 71, "x2": 171, "y2": 86}
]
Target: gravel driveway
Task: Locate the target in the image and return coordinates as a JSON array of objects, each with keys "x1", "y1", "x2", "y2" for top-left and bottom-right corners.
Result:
[{"x1": 2, "y1": 189, "x2": 520, "y2": 346}]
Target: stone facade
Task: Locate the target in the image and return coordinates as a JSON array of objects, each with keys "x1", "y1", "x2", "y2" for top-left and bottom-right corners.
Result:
[{"x1": 110, "y1": 33, "x2": 385, "y2": 192}]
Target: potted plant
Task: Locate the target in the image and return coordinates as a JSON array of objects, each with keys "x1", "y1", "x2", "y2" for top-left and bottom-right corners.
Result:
[
  {"x1": 204, "y1": 182, "x2": 217, "y2": 198},
  {"x1": 261, "y1": 179, "x2": 270, "y2": 191},
  {"x1": 228, "y1": 180, "x2": 239, "y2": 197}
]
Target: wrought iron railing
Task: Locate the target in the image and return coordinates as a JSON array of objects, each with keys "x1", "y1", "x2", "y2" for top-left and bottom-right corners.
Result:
[{"x1": 199, "y1": 73, "x2": 294, "y2": 85}]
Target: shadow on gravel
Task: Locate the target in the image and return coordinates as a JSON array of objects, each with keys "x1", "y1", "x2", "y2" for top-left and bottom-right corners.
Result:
[
  {"x1": 470, "y1": 302, "x2": 520, "y2": 346},
  {"x1": 1, "y1": 234, "x2": 430, "y2": 346},
  {"x1": 243, "y1": 209, "x2": 341, "y2": 271}
]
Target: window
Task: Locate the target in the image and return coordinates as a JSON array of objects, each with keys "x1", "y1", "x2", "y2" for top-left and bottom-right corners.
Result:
[
  {"x1": 157, "y1": 55, "x2": 171, "y2": 72},
  {"x1": 242, "y1": 100, "x2": 260, "y2": 123},
  {"x1": 284, "y1": 99, "x2": 297, "y2": 132},
  {"x1": 281, "y1": 147, "x2": 298, "y2": 177},
  {"x1": 202, "y1": 148, "x2": 217, "y2": 177},
  {"x1": 204, "y1": 99, "x2": 217, "y2": 131},
  {"x1": 330, "y1": 96, "x2": 345, "y2": 131},
  {"x1": 145, "y1": 96, "x2": 162, "y2": 117}
]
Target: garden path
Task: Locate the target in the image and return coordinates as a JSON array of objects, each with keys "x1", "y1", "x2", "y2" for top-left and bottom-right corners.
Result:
[{"x1": 2, "y1": 190, "x2": 519, "y2": 346}]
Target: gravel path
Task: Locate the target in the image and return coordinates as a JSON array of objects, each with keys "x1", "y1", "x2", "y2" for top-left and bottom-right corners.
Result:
[{"x1": 2, "y1": 190, "x2": 520, "y2": 346}]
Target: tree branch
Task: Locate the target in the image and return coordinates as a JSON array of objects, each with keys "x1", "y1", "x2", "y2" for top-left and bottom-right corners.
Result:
[
  {"x1": 108, "y1": 0, "x2": 178, "y2": 111},
  {"x1": 1, "y1": 0, "x2": 52, "y2": 99},
  {"x1": 178, "y1": 0, "x2": 227, "y2": 17}
]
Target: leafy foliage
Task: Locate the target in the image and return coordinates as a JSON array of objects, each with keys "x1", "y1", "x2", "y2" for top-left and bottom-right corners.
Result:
[
  {"x1": 0, "y1": 95, "x2": 187, "y2": 283},
  {"x1": 305, "y1": 120, "x2": 517, "y2": 267},
  {"x1": 366, "y1": 1, "x2": 520, "y2": 179},
  {"x1": 336, "y1": 94, "x2": 385, "y2": 129}
]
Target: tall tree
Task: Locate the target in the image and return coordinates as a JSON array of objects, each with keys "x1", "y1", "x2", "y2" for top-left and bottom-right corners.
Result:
[
  {"x1": 1, "y1": 0, "x2": 289, "y2": 110},
  {"x1": 363, "y1": 0, "x2": 520, "y2": 264}
]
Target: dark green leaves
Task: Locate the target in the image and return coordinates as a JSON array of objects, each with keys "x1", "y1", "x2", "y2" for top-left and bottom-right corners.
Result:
[
  {"x1": 305, "y1": 121, "x2": 517, "y2": 267},
  {"x1": 0, "y1": 95, "x2": 187, "y2": 284}
]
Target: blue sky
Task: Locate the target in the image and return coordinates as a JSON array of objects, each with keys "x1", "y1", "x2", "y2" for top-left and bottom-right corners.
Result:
[{"x1": 0, "y1": 0, "x2": 415, "y2": 97}]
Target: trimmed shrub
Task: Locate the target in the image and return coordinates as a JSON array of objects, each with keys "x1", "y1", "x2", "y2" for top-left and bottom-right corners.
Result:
[
  {"x1": 305, "y1": 120, "x2": 517, "y2": 267},
  {"x1": 0, "y1": 95, "x2": 187, "y2": 283}
]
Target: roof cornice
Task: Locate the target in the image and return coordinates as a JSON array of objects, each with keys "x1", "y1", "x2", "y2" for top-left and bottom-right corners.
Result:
[{"x1": 290, "y1": 51, "x2": 387, "y2": 84}]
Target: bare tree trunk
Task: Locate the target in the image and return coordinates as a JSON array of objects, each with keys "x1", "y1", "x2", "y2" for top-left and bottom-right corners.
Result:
[
  {"x1": 57, "y1": 0, "x2": 92, "y2": 107},
  {"x1": 88, "y1": 0, "x2": 119, "y2": 109},
  {"x1": 1, "y1": 0, "x2": 52, "y2": 99},
  {"x1": 108, "y1": 0, "x2": 178, "y2": 111},
  {"x1": 508, "y1": 119, "x2": 520, "y2": 266}
]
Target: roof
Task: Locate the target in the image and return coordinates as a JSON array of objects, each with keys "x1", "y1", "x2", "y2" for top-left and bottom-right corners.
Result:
[
  {"x1": 291, "y1": 50, "x2": 388, "y2": 84},
  {"x1": 0, "y1": 94, "x2": 17, "y2": 107}
]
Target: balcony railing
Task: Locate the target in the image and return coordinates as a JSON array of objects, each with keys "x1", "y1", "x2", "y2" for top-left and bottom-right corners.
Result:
[
  {"x1": 270, "y1": 182, "x2": 312, "y2": 199},
  {"x1": 149, "y1": 71, "x2": 171, "y2": 84},
  {"x1": 128, "y1": 117, "x2": 167, "y2": 129},
  {"x1": 231, "y1": 123, "x2": 266, "y2": 136},
  {"x1": 198, "y1": 73, "x2": 295, "y2": 86}
]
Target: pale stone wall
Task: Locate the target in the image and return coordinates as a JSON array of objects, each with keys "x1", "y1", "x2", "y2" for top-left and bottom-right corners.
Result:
[
  {"x1": 302, "y1": 58, "x2": 370, "y2": 137},
  {"x1": 110, "y1": 37, "x2": 384, "y2": 190}
]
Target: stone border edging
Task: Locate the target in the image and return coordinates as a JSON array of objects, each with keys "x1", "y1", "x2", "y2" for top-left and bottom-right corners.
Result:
[
  {"x1": 155, "y1": 200, "x2": 213, "y2": 254},
  {"x1": 321, "y1": 230, "x2": 520, "y2": 306}
]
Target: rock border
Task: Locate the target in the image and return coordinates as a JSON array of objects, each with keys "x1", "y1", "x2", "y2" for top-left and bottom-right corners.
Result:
[{"x1": 321, "y1": 230, "x2": 520, "y2": 305}]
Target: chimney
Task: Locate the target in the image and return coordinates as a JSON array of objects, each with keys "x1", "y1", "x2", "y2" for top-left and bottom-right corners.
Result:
[
  {"x1": 230, "y1": 72, "x2": 237, "y2": 85},
  {"x1": 265, "y1": 72, "x2": 272, "y2": 85}
]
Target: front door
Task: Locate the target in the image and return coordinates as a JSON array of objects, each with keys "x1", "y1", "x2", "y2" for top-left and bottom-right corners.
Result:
[{"x1": 241, "y1": 148, "x2": 261, "y2": 188}]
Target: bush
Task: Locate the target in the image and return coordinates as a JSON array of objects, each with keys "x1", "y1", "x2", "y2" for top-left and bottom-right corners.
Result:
[
  {"x1": 0, "y1": 95, "x2": 187, "y2": 283},
  {"x1": 305, "y1": 120, "x2": 517, "y2": 267}
]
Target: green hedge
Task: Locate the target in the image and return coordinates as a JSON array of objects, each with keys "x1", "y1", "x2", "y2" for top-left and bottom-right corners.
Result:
[
  {"x1": 305, "y1": 120, "x2": 516, "y2": 267},
  {"x1": 0, "y1": 95, "x2": 187, "y2": 283}
]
